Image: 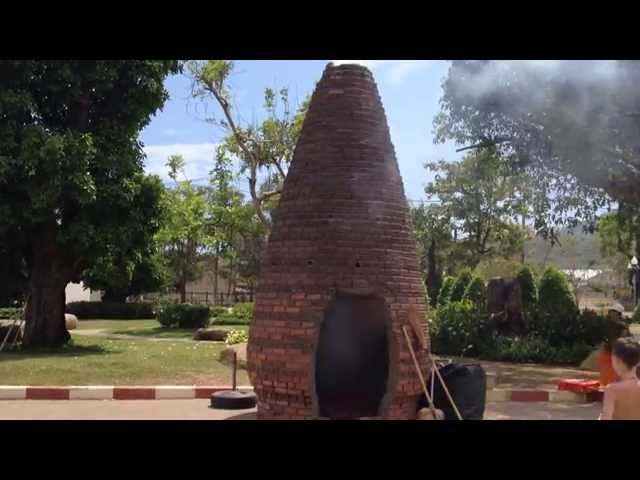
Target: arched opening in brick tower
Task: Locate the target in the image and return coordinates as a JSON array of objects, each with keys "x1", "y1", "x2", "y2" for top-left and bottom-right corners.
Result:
[{"x1": 315, "y1": 293, "x2": 390, "y2": 419}]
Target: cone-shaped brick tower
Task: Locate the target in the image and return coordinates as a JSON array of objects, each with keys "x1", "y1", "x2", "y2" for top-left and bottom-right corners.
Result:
[{"x1": 247, "y1": 63, "x2": 430, "y2": 419}]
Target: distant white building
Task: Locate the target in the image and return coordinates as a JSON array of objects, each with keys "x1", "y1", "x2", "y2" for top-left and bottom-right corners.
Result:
[
  {"x1": 562, "y1": 269, "x2": 602, "y2": 283},
  {"x1": 65, "y1": 282, "x2": 102, "y2": 303}
]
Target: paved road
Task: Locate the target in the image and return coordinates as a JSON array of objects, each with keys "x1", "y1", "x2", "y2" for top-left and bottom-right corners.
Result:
[{"x1": 0, "y1": 399, "x2": 601, "y2": 420}]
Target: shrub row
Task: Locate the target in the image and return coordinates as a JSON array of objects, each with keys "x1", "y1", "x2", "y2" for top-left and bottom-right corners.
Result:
[
  {"x1": 0, "y1": 307, "x2": 22, "y2": 319},
  {"x1": 429, "y1": 303, "x2": 607, "y2": 366},
  {"x1": 156, "y1": 303, "x2": 210, "y2": 329},
  {"x1": 211, "y1": 302, "x2": 254, "y2": 326},
  {"x1": 429, "y1": 265, "x2": 615, "y2": 365},
  {"x1": 65, "y1": 301, "x2": 156, "y2": 319}
]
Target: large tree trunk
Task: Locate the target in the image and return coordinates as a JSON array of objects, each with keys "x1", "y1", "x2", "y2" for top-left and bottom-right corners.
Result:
[{"x1": 23, "y1": 251, "x2": 71, "y2": 348}]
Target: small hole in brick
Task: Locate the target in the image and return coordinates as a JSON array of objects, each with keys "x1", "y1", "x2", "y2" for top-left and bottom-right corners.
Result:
[
  {"x1": 307, "y1": 259, "x2": 315, "y2": 267},
  {"x1": 355, "y1": 262, "x2": 361, "y2": 268},
  {"x1": 328, "y1": 213, "x2": 333, "y2": 219}
]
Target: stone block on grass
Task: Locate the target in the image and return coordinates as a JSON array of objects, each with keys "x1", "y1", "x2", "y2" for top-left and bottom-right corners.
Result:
[
  {"x1": 65, "y1": 314, "x2": 78, "y2": 330},
  {"x1": 219, "y1": 343, "x2": 248, "y2": 370},
  {"x1": 193, "y1": 328, "x2": 228, "y2": 341}
]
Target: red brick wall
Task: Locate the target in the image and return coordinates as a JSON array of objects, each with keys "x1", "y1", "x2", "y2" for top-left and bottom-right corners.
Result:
[{"x1": 247, "y1": 63, "x2": 430, "y2": 420}]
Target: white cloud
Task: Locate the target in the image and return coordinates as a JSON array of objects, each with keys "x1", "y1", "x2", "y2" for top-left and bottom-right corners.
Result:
[
  {"x1": 143, "y1": 143, "x2": 217, "y2": 182},
  {"x1": 331, "y1": 60, "x2": 435, "y2": 85}
]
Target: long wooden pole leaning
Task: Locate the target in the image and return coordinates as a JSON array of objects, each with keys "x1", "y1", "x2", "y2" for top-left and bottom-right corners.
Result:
[
  {"x1": 428, "y1": 351, "x2": 463, "y2": 420},
  {"x1": 401, "y1": 326, "x2": 438, "y2": 419}
]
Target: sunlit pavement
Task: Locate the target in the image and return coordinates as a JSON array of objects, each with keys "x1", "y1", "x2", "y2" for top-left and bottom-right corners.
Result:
[
  {"x1": 0, "y1": 399, "x2": 601, "y2": 420},
  {"x1": 0, "y1": 399, "x2": 256, "y2": 420},
  {"x1": 484, "y1": 401, "x2": 601, "y2": 420}
]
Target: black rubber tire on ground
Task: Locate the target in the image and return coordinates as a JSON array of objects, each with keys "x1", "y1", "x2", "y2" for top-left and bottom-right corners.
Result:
[{"x1": 210, "y1": 390, "x2": 257, "y2": 410}]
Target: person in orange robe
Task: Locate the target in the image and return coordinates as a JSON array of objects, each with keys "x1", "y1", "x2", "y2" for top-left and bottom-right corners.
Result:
[{"x1": 599, "y1": 342, "x2": 618, "y2": 387}]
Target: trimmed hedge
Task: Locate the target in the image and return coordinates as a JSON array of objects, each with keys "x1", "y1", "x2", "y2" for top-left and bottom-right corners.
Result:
[
  {"x1": 430, "y1": 300, "x2": 609, "y2": 366},
  {"x1": 517, "y1": 265, "x2": 538, "y2": 310},
  {"x1": 66, "y1": 301, "x2": 156, "y2": 320},
  {"x1": 0, "y1": 307, "x2": 21, "y2": 319},
  {"x1": 463, "y1": 277, "x2": 486, "y2": 308},
  {"x1": 232, "y1": 303, "x2": 254, "y2": 323},
  {"x1": 534, "y1": 267, "x2": 580, "y2": 345},
  {"x1": 450, "y1": 269, "x2": 473, "y2": 303},
  {"x1": 430, "y1": 300, "x2": 488, "y2": 358},
  {"x1": 156, "y1": 303, "x2": 210, "y2": 329},
  {"x1": 210, "y1": 303, "x2": 254, "y2": 326},
  {"x1": 488, "y1": 336, "x2": 593, "y2": 365}
]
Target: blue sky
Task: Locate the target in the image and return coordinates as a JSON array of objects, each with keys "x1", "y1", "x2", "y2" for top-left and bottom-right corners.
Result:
[{"x1": 140, "y1": 60, "x2": 462, "y2": 202}]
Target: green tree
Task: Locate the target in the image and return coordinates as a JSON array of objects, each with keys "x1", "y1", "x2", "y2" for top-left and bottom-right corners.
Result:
[
  {"x1": 410, "y1": 203, "x2": 455, "y2": 306},
  {"x1": 438, "y1": 276, "x2": 456, "y2": 306},
  {"x1": 598, "y1": 210, "x2": 640, "y2": 268},
  {"x1": 433, "y1": 60, "x2": 616, "y2": 234},
  {"x1": 0, "y1": 60, "x2": 179, "y2": 347},
  {"x1": 157, "y1": 155, "x2": 211, "y2": 303},
  {"x1": 536, "y1": 267, "x2": 580, "y2": 345},
  {"x1": 464, "y1": 276, "x2": 486, "y2": 308},
  {"x1": 83, "y1": 246, "x2": 169, "y2": 303},
  {"x1": 450, "y1": 269, "x2": 473, "y2": 302},
  {"x1": 207, "y1": 149, "x2": 266, "y2": 300},
  {"x1": 425, "y1": 148, "x2": 531, "y2": 270},
  {"x1": 517, "y1": 265, "x2": 538, "y2": 311},
  {"x1": 82, "y1": 175, "x2": 168, "y2": 303},
  {"x1": 187, "y1": 60, "x2": 309, "y2": 228}
]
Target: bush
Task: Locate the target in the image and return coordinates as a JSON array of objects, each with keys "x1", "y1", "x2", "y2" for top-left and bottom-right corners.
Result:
[
  {"x1": 517, "y1": 265, "x2": 538, "y2": 310},
  {"x1": 487, "y1": 336, "x2": 592, "y2": 365},
  {"x1": 633, "y1": 305, "x2": 640, "y2": 324},
  {"x1": 156, "y1": 303, "x2": 210, "y2": 329},
  {"x1": 225, "y1": 329, "x2": 249, "y2": 345},
  {"x1": 210, "y1": 303, "x2": 253, "y2": 325},
  {"x1": 0, "y1": 307, "x2": 21, "y2": 319},
  {"x1": 450, "y1": 270, "x2": 473, "y2": 302},
  {"x1": 66, "y1": 301, "x2": 155, "y2": 320},
  {"x1": 430, "y1": 300, "x2": 488, "y2": 357},
  {"x1": 438, "y1": 276, "x2": 456, "y2": 306},
  {"x1": 210, "y1": 306, "x2": 230, "y2": 318},
  {"x1": 231, "y1": 303, "x2": 254, "y2": 323},
  {"x1": 463, "y1": 277, "x2": 486, "y2": 307},
  {"x1": 577, "y1": 309, "x2": 610, "y2": 346},
  {"x1": 534, "y1": 267, "x2": 580, "y2": 345}
]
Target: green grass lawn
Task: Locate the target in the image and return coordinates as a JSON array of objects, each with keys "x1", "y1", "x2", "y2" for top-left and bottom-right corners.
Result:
[
  {"x1": 114, "y1": 324, "x2": 248, "y2": 339},
  {"x1": 0, "y1": 335, "x2": 249, "y2": 385},
  {"x1": 77, "y1": 319, "x2": 248, "y2": 339},
  {"x1": 77, "y1": 319, "x2": 157, "y2": 331}
]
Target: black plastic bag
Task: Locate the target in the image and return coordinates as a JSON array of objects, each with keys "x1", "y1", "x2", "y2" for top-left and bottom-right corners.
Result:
[{"x1": 420, "y1": 363, "x2": 487, "y2": 420}]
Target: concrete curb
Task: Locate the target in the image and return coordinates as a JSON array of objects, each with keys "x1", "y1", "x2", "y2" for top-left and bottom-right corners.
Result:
[
  {"x1": 0, "y1": 384, "x2": 603, "y2": 403},
  {"x1": 0, "y1": 386, "x2": 253, "y2": 400}
]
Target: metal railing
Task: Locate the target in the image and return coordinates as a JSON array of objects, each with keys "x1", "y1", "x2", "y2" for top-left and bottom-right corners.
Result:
[{"x1": 143, "y1": 291, "x2": 254, "y2": 306}]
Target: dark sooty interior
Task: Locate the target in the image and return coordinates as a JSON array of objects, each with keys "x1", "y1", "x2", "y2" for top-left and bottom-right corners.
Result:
[{"x1": 315, "y1": 293, "x2": 389, "y2": 419}]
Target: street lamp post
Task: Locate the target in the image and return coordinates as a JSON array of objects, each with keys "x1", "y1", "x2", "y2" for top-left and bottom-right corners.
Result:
[{"x1": 629, "y1": 256, "x2": 639, "y2": 307}]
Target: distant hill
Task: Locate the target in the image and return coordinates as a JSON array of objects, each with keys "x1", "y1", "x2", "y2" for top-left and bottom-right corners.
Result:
[{"x1": 524, "y1": 226, "x2": 602, "y2": 270}]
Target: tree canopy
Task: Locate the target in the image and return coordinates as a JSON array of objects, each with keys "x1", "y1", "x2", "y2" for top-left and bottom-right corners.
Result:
[
  {"x1": 186, "y1": 60, "x2": 309, "y2": 228},
  {"x1": 434, "y1": 60, "x2": 632, "y2": 210},
  {"x1": 0, "y1": 60, "x2": 179, "y2": 346},
  {"x1": 424, "y1": 148, "x2": 530, "y2": 269}
]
